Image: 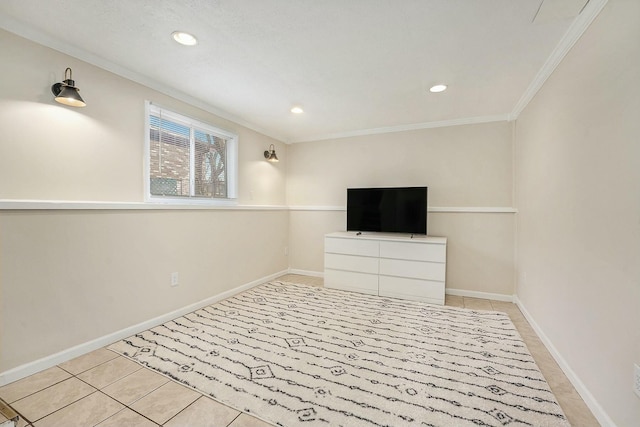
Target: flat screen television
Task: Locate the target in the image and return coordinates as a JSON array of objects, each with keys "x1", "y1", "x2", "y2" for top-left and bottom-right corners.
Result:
[{"x1": 347, "y1": 187, "x2": 428, "y2": 235}]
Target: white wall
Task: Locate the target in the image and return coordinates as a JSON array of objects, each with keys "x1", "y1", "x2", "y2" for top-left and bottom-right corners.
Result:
[
  {"x1": 0, "y1": 29, "x2": 289, "y2": 373},
  {"x1": 514, "y1": 0, "x2": 640, "y2": 425},
  {"x1": 287, "y1": 122, "x2": 516, "y2": 296}
]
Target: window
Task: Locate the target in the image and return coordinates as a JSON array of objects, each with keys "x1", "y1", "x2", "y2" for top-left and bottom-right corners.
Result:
[{"x1": 145, "y1": 102, "x2": 238, "y2": 204}]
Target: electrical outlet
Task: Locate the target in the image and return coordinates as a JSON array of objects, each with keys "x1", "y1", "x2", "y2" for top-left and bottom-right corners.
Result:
[
  {"x1": 171, "y1": 272, "x2": 179, "y2": 287},
  {"x1": 634, "y1": 364, "x2": 640, "y2": 399},
  {"x1": 284, "y1": 246, "x2": 288, "y2": 256}
]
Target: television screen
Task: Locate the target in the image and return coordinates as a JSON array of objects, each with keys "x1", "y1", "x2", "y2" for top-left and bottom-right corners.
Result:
[{"x1": 347, "y1": 187, "x2": 427, "y2": 234}]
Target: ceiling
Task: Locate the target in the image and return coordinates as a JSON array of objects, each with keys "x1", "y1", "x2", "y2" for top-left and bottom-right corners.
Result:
[{"x1": 0, "y1": 0, "x2": 597, "y2": 143}]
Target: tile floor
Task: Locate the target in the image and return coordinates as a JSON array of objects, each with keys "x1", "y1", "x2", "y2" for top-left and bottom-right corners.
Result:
[{"x1": 0, "y1": 274, "x2": 599, "y2": 426}]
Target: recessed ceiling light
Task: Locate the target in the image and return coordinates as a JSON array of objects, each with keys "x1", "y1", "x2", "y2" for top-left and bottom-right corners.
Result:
[
  {"x1": 291, "y1": 106, "x2": 304, "y2": 114},
  {"x1": 429, "y1": 84, "x2": 448, "y2": 93},
  {"x1": 172, "y1": 31, "x2": 198, "y2": 46}
]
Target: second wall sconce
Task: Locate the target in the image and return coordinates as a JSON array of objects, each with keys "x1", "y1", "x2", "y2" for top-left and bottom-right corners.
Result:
[
  {"x1": 51, "y1": 67, "x2": 86, "y2": 107},
  {"x1": 264, "y1": 144, "x2": 279, "y2": 162}
]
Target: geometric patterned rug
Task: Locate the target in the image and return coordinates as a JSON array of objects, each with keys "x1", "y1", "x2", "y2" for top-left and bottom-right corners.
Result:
[{"x1": 109, "y1": 282, "x2": 570, "y2": 426}]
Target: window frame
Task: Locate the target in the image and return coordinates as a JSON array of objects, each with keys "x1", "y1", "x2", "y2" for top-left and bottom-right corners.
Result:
[{"x1": 144, "y1": 101, "x2": 238, "y2": 206}]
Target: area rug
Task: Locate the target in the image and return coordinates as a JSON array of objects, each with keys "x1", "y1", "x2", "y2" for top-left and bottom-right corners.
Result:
[{"x1": 109, "y1": 282, "x2": 570, "y2": 427}]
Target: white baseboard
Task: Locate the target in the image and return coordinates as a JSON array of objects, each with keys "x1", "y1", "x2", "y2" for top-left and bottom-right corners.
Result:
[
  {"x1": 286, "y1": 268, "x2": 324, "y2": 278},
  {"x1": 283, "y1": 272, "x2": 515, "y2": 303},
  {"x1": 445, "y1": 288, "x2": 514, "y2": 302},
  {"x1": 0, "y1": 270, "x2": 288, "y2": 387},
  {"x1": 514, "y1": 296, "x2": 616, "y2": 427}
]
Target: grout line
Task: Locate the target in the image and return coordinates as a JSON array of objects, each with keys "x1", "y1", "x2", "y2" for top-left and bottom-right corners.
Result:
[
  {"x1": 125, "y1": 406, "x2": 161, "y2": 426},
  {"x1": 1, "y1": 373, "x2": 71, "y2": 405},
  {"x1": 163, "y1": 395, "x2": 202, "y2": 425},
  {"x1": 8, "y1": 376, "x2": 98, "y2": 424},
  {"x1": 226, "y1": 412, "x2": 243, "y2": 426},
  {"x1": 58, "y1": 352, "x2": 120, "y2": 377},
  {"x1": 90, "y1": 391, "x2": 127, "y2": 426},
  {"x1": 31, "y1": 389, "x2": 99, "y2": 424},
  {"x1": 101, "y1": 374, "x2": 169, "y2": 408}
]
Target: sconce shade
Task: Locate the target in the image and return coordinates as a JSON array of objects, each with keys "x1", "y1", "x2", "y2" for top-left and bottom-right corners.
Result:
[
  {"x1": 264, "y1": 144, "x2": 279, "y2": 162},
  {"x1": 51, "y1": 68, "x2": 86, "y2": 107}
]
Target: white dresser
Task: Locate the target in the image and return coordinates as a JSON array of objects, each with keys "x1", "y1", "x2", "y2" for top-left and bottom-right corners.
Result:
[{"x1": 324, "y1": 231, "x2": 447, "y2": 305}]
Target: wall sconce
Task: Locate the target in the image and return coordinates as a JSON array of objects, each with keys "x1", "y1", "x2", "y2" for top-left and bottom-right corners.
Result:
[
  {"x1": 51, "y1": 68, "x2": 86, "y2": 107},
  {"x1": 264, "y1": 144, "x2": 279, "y2": 162}
]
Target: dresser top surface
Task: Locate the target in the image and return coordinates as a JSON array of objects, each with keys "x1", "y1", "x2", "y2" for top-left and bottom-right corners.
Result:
[{"x1": 326, "y1": 231, "x2": 446, "y2": 244}]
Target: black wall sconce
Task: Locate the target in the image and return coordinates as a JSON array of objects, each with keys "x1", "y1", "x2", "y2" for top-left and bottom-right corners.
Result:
[
  {"x1": 264, "y1": 144, "x2": 279, "y2": 162},
  {"x1": 51, "y1": 68, "x2": 86, "y2": 107}
]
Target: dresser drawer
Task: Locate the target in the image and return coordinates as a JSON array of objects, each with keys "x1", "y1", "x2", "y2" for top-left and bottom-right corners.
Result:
[
  {"x1": 324, "y1": 269, "x2": 378, "y2": 295},
  {"x1": 379, "y1": 241, "x2": 446, "y2": 262},
  {"x1": 325, "y1": 237, "x2": 379, "y2": 257},
  {"x1": 379, "y1": 258, "x2": 445, "y2": 281},
  {"x1": 323, "y1": 232, "x2": 446, "y2": 305},
  {"x1": 379, "y1": 275, "x2": 445, "y2": 304},
  {"x1": 324, "y1": 253, "x2": 378, "y2": 274}
]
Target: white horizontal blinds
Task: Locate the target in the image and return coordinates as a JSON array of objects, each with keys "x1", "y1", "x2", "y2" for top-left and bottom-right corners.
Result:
[
  {"x1": 148, "y1": 104, "x2": 231, "y2": 200},
  {"x1": 194, "y1": 128, "x2": 228, "y2": 198},
  {"x1": 149, "y1": 110, "x2": 191, "y2": 197}
]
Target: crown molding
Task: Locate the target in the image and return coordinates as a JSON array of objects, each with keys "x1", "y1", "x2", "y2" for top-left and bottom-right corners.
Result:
[
  {"x1": 289, "y1": 114, "x2": 511, "y2": 143},
  {"x1": 509, "y1": 0, "x2": 609, "y2": 120},
  {"x1": 1, "y1": 1, "x2": 607, "y2": 144}
]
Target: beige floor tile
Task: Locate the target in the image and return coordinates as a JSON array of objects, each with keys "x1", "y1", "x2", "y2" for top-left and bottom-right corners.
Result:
[
  {"x1": 489, "y1": 301, "x2": 520, "y2": 316},
  {"x1": 165, "y1": 396, "x2": 240, "y2": 427},
  {"x1": 33, "y1": 392, "x2": 123, "y2": 427},
  {"x1": 58, "y1": 348, "x2": 119, "y2": 375},
  {"x1": 276, "y1": 274, "x2": 323, "y2": 287},
  {"x1": 130, "y1": 381, "x2": 200, "y2": 425},
  {"x1": 511, "y1": 319, "x2": 537, "y2": 336},
  {"x1": 444, "y1": 295, "x2": 464, "y2": 308},
  {"x1": 95, "y1": 408, "x2": 158, "y2": 427},
  {"x1": 77, "y1": 356, "x2": 141, "y2": 389},
  {"x1": 548, "y1": 377, "x2": 583, "y2": 401},
  {"x1": 462, "y1": 297, "x2": 493, "y2": 310},
  {"x1": 11, "y1": 377, "x2": 95, "y2": 423},
  {"x1": 561, "y1": 396, "x2": 600, "y2": 427},
  {"x1": 0, "y1": 367, "x2": 71, "y2": 404},
  {"x1": 102, "y1": 367, "x2": 169, "y2": 405},
  {"x1": 228, "y1": 413, "x2": 274, "y2": 427},
  {"x1": 505, "y1": 313, "x2": 528, "y2": 326},
  {"x1": 522, "y1": 337, "x2": 549, "y2": 356}
]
